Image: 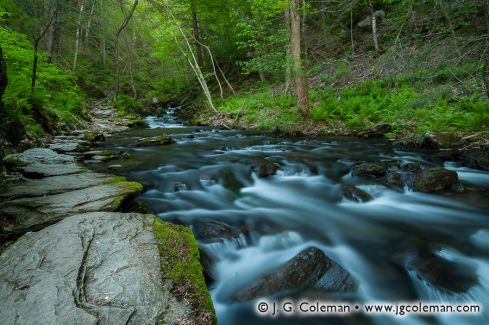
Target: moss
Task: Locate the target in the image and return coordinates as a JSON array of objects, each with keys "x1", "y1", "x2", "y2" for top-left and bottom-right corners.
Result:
[
  {"x1": 127, "y1": 119, "x2": 149, "y2": 129},
  {"x1": 153, "y1": 218, "x2": 216, "y2": 325},
  {"x1": 104, "y1": 176, "x2": 144, "y2": 210},
  {"x1": 83, "y1": 131, "x2": 105, "y2": 143}
]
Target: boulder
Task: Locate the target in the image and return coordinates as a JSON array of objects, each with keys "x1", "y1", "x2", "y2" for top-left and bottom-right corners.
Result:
[
  {"x1": 427, "y1": 132, "x2": 462, "y2": 149},
  {"x1": 127, "y1": 119, "x2": 149, "y2": 129},
  {"x1": 393, "y1": 249, "x2": 478, "y2": 294},
  {"x1": 0, "y1": 172, "x2": 112, "y2": 200},
  {"x1": 352, "y1": 162, "x2": 386, "y2": 178},
  {"x1": 462, "y1": 150, "x2": 489, "y2": 171},
  {"x1": 252, "y1": 158, "x2": 279, "y2": 178},
  {"x1": 411, "y1": 168, "x2": 459, "y2": 193},
  {"x1": 0, "y1": 213, "x2": 215, "y2": 325},
  {"x1": 83, "y1": 131, "x2": 106, "y2": 143},
  {"x1": 220, "y1": 169, "x2": 245, "y2": 194},
  {"x1": 192, "y1": 219, "x2": 242, "y2": 244},
  {"x1": 360, "y1": 123, "x2": 392, "y2": 139},
  {"x1": 234, "y1": 247, "x2": 355, "y2": 301},
  {"x1": 136, "y1": 136, "x2": 175, "y2": 147},
  {"x1": 3, "y1": 148, "x2": 83, "y2": 178},
  {"x1": 0, "y1": 177, "x2": 143, "y2": 236},
  {"x1": 342, "y1": 185, "x2": 373, "y2": 203}
]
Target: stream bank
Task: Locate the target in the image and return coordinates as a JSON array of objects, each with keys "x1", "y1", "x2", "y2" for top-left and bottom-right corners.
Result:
[{"x1": 0, "y1": 102, "x2": 216, "y2": 324}]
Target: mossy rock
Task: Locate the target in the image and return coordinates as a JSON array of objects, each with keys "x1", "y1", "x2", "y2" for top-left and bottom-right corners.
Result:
[
  {"x1": 83, "y1": 131, "x2": 105, "y2": 143},
  {"x1": 136, "y1": 136, "x2": 175, "y2": 147},
  {"x1": 412, "y1": 168, "x2": 459, "y2": 193},
  {"x1": 342, "y1": 185, "x2": 373, "y2": 203},
  {"x1": 127, "y1": 119, "x2": 149, "y2": 129},
  {"x1": 153, "y1": 218, "x2": 216, "y2": 324}
]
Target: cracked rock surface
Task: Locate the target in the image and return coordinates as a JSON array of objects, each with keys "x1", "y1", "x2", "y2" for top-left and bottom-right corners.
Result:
[{"x1": 0, "y1": 212, "x2": 189, "y2": 325}]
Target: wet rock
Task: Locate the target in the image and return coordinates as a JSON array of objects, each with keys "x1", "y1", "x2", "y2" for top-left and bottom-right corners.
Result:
[
  {"x1": 127, "y1": 119, "x2": 149, "y2": 129},
  {"x1": 0, "y1": 172, "x2": 112, "y2": 200},
  {"x1": 136, "y1": 135, "x2": 175, "y2": 147},
  {"x1": 401, "y1": 161, "x2": 422, "y2": 172},
  {"x1": 360, "y1": 123, "x2": 392, "y2": 139},
  {"x1": 427, "y1": 132, "x2": 462, "y2": 149},
  {"x1": 342, "y1": 185, "x2": 373, "y2": 203},
  {"x1": 412, "y1": 168, "x2": 459, "y2": 193},
  {"x1": 234, "y1": 247, "x2": 354, "y2": 301},
  {"x1": 219, "y1": 169, "x2": 245, "y2": 194},
  {"x1": 384, "y1": 171, "x2": 403, "y2": 187},
  {"x1": 462, "y1": 150, "x2": 489, "y2": 171},
  {"x1": 200, "y1": 247, "x2": 219, "y2": 283},
  {"x1": 48, "y1": 141, "x2": 84, "y2": 153},
  {"x1": 83, "y1": 131, "x2": 105, "y2": 143},
  {"x1": 251, "y1": 158, "x2": 279, "y2": 178},
  {"x1": 174, "y1": 182, "x2": 190, "y2": 192},
  {"x1": 192, "y1": 219, "x2": 242, "y2": 244},
  {"x1": 428, "y1": 150, "x2": 463, "y2": 164},
  {"x1": 314, "y1": 260, "x2": 357, "y2": 292},
  {"x1": 3, "y1": 148, "x2": 83, "y2": 178},
  {"x1": 0, "y1": 177, "x2": 143, "y2": 236},
  {"x1": 400, "y1": 249, "x2": 478, "y2": 294},
  {"x1": 352, "y1": 162, "x2": 386, "y2": 178},
  {"x1": 0, "y1": 213, "x2": 209, "y2": 325}
]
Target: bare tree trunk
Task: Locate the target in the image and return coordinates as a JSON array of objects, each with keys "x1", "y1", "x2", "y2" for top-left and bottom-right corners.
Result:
[
  {"x1": 84, "y1": 2, "x2": 96, "y2": 45},
  {"x1": 123, "y1": 32, "x2": 137, "y2": 98},
  {"x1": 73, "y1": 0, "x2": 85, "y2": 71},
  {"x1": 190, "y1": 0, "x2": 205, "y2": 70},
  {"x1": 258, "y1": 70, "x2": 266, "y2": 82},
  {"x1": 148, "y1": 0, "x2": 216, "y2": 111},
  {"x1": 484, "y1": 51, "x2": 489, "y2": 99},
  {"x1": 370, "y1": 3, "x2": 379, "y2": 52},
  {"x1": 33, "y1": 13, "x2": 57, "y2": 91},
  {"x1": 350, "y1": 2, "x2": 354, "y2": 56},
  {"x1": 44, "y1": 6, "x2": 57, "y2": 63},
  {"x1": 115, "y1": 0, "x2": 139, "y2": 100},
  {"x1": 284, "y1": 7, "x2": 292, "y2": 96},
  {"x1": 289, "y1": 0, "x2": 309, "y2": 116}
]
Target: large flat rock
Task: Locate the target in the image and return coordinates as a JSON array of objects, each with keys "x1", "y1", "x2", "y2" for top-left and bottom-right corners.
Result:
[
  {"x1": 0, "y1": 213, "x2": 192, "y2": 325},
  {"x1": 3, "y1": 148, "x2": 83, "y2": 177},
  {"x1": 0, "y1": 179, "x2": 143, "y2": 235},
  {"x1": 0, "y1": 172, "x2": 113, "y2": 200}
]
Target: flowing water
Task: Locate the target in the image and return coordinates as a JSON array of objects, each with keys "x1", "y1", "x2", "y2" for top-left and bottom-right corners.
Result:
[{"x1": 87, "y1": 107, "x2": 489, "y2": 325}]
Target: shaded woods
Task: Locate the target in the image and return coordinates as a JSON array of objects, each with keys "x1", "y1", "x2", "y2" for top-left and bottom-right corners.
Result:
[{"x1": 0, "y1": 0, "x2": 488, "y2": 150}]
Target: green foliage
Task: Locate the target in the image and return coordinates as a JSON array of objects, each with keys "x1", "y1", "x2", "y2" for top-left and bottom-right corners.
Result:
[{"x1": 1, "y1": 26, "x2": 86, "y2": 141}]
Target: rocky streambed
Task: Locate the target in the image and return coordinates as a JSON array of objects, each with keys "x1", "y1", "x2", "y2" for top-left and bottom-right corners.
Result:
[
  {"x1": 83, "y1": 113, "x2": 489, "y2": 325},
  {"x1": 0, "y1": 103, "x2": 215, "y2": 324}
]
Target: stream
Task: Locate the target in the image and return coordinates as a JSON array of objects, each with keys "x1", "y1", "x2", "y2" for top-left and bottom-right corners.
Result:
[{"x1": 86, "y1": 107, "x2": 489, "y2": 325}]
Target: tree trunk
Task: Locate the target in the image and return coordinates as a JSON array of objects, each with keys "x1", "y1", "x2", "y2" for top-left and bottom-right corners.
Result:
[
  {"x1": 73, "y1": 0, "x2": 85, "y2": 71},
  {"x1": 84, "y1": 2, "x2": 96, "y2": 45},
  {"x1": 284, "y1": 7, "x2": 292, "y2": 95},
  {"x1": 289, "y1": 0, "x2": 309, "y2": 116},
  {"x1": 123, "y1": 33, "x2": 137, "y2": 98},
  {"x1": 32, "y1": 13, "x2": 57, "y2": 91},
  {"x1": 115, "y1": 0, "x2": 139, "y2": 100},
  {"x1": 484, "y1": 49, "x2": 489, "y2": 100},
  {"x1": 190, "y1": 0, "x2": 204, "y2": 70},
  {"x1": 370, "y1": 3, "x2": 379, "y2": 52},
  {"x1": 0, "y1": 47, "x2": 7, "y2": 172},
  {"x1": 44, "y1": 6, "x2": 57, "y2": 63}
]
